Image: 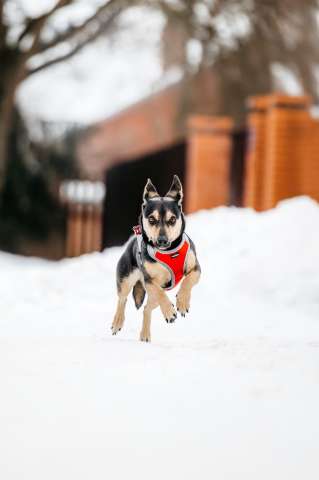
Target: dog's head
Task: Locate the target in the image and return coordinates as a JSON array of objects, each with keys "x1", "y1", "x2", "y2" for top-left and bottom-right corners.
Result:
[{"x1": 141, "y1": 175, "x2": 185, "y2": 250}]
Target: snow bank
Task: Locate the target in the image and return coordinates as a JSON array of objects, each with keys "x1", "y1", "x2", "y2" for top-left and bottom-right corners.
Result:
[{"x1": 1, "y1": 196, "x2": 319, "y2": 479}]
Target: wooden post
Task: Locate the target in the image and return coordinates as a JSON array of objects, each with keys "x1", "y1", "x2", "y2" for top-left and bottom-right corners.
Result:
[
  {"x1": 243, "y1": 95, "x2": 270, "y2": 211},
  {"x1": 301, "y1": 119, "x2": 319, "y2": 202},
  {"x1": 263, "y1": 94, "x2": 311, "y2": 210},
  {"x1": 185, "y1": 115, "x2": 234, "y2": 213},
  {"x1": 92, "y1": 205, "x2": 103, "y2": 252},
  {"x1": 62, "y1": 181, "x2": 105, "y2": 257},
  {"x1": 73, "y1": 203, "x2": 83, "y2": 257},
  {"x1": 66, "y1": 204, "x2": 76, "y2": 257},
  {"x1": 82, "y1": 204, "x2": 94, "y2": 254}
]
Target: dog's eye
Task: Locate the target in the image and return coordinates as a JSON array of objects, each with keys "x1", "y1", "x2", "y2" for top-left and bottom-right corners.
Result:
[
  {"x1": 168, "y1": 216, "x2": 176, "y2": 226},
  {"x1": 148, "y1": 216, "x2": 156, "y2": 225}
]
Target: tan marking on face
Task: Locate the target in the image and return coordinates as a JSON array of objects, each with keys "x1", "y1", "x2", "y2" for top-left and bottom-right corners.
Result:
[
  {"x1": 165, "y1": 211, "x2": 174, "y2": 222},
  {"x1": 143, "y1": 209, "x2": 182, "y2": 245},
  {"x1": 165, "y1": 214, "x2": 183, "y2": 243},
  {"x1": 144, "y1": 260, "x2": 171, "y2": 288},
  {"x1": 142, "y1": 215, "x2": 160, "y2": 244}
]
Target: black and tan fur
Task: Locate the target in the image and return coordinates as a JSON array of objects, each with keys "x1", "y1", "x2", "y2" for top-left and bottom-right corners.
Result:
[{"x1": 111, "y1": 175, "x2": 201, "y2": 342}]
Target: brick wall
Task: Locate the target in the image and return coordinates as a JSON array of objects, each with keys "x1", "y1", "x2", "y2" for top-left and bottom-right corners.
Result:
[
  {"x1": 244, "y1": 96, "x2": 269, "y2": 211},
  {"x1": 185, "y1": 115, "x2": 234, "y2": 213},
  {"x1": 244, "y1": 94, "x2": 319, "y2": 210}
]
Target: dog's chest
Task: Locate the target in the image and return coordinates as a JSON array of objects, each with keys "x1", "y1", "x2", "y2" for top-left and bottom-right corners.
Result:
[{"x1": 144, "y1": 260, "x2": 171, "y2": 288}]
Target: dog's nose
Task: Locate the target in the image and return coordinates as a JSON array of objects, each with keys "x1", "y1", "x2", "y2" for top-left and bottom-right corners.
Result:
[{"x1": 157, "y1": 236, "x2": 169, "y2": 248}]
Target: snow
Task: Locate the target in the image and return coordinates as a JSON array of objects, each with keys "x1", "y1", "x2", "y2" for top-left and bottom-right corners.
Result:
[
  {"x1": 271, "y1": 63, "x2": 303, "y2": 96},
  {"x1": 1, "y1": 196, "x2": 319, "y2": 479},
  {"x1": 12, "y1": 0, "x2": 63, "y2": 18}
]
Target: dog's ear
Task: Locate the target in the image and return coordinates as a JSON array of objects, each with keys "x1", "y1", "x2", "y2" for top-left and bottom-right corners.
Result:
[
  {"x1": 166, "y1": 175, "x2": 183, "y2": 207},
  {"x1": 143, "y1": 178, "x2": 159, "y2": 203}
]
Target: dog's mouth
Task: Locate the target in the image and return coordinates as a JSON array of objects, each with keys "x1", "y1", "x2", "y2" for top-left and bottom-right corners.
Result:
[{"x1": 156, "y1": 240, "x2": 171, "y2": 250}]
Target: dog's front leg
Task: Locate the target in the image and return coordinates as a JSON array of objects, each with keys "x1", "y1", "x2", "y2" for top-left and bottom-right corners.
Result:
[
  {"x1": 176, "y1": 268, "x2": 201, "y2": 316},
  {"x1": 140, "y1": 294, "x2": 158, "y2": 342},
  {"x1": 145, "y1": 282, "x2": 177, "y2": 324}
]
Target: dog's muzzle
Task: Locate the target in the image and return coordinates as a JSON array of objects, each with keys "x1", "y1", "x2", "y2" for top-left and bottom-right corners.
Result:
[{"x1": 156, "y1": 236, "x2": 171, "y2": 249}]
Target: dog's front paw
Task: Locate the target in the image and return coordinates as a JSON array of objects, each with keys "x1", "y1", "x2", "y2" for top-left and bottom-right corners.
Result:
[
  {"x1": 140, "y1": 330, "x2": 151, "y2": 342},
  {"x1": 161, "y1": 302, "x2": 177, "y2": 324},
  {"x1": 176, "y1": 290, "x2": 190, "y2": 317},
  {"x1": 111, "y1": 313, "x2": 124, "y2": 335}
]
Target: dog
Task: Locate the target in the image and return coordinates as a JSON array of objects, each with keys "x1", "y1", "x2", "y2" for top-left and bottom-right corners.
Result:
[{"x1": 111, "y1": 175, "x2": 201, "y2": 342}]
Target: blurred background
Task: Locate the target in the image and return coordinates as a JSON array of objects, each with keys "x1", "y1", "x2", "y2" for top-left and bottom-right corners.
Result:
[{"x1": 1, "y1": 0, "x2": 319, "y2": 259}]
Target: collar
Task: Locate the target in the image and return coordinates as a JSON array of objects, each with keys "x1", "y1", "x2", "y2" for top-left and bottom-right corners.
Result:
[
  {"x1": 132, "y1": 224, "x2": 188, "y2": 255},
  {"x1": 146, "y1": 233, "x2": 187, "y2": 258},
  {"x1": 133, "y1": 224, "x2": 186, "y2": 255}
]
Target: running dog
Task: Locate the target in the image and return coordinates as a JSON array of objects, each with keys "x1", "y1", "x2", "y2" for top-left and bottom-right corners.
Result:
[{"x1": 111, "y1": 175, "x2": 201, "y2": 342}]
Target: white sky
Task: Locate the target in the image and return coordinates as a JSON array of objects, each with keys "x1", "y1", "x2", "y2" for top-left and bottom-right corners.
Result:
[
  {"x1": 17, "y1": 5, "x2": 167, "y2": 125},
  {"x1": 14, "y1": 1, "x2": 306, "y2": 127}
]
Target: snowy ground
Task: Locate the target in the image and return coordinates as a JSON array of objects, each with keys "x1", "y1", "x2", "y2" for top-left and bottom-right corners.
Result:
[{"x1": 1, "y1": 196, "x2": 319, "y2": 479}]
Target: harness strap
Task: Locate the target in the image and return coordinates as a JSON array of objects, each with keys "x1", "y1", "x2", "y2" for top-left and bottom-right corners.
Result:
[
  {"x1": 133, "y1": 225, "x2": 143, "y2": 254},
  {"x1": 147, "y1": 234, "x2": 190, "y2": 290},
  {"x1": 133, "y1": 225, "x2": 143, "y2": 268},
  {"x1": 132, "y1": 225, "x2": 190, "y2": 290}
]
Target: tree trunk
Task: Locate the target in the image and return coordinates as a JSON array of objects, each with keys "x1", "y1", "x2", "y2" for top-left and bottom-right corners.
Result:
[
  {"x1": 0, "y1": 51, "x2": 23, "y2": 194},
  {"x1": 213, "y1": 35, "x2": 273, "y2": 127},
  {"x1": 0, "y1": 94, "x2": 15, "y2": 190}
]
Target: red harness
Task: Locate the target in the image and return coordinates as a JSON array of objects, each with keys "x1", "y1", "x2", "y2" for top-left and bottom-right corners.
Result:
[{"x1": 133, "y1": 226, "x2": 190, "y2": 290}]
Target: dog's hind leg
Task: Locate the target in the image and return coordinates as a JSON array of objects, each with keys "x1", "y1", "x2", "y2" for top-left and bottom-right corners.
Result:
[
  {"x1": 140, "y1": 294, "x2": 158, "y2": 343},
  {"x1": 111, "y1": 269, "x2": 140, "y2": 335},
  {"x1": 132, "y1": 280, "x2": 146, "y2": 309}
]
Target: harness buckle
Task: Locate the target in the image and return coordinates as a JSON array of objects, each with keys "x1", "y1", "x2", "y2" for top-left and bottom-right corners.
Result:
[{"x1": 133, "y1": 225, "x2": 142, "y2": 236}]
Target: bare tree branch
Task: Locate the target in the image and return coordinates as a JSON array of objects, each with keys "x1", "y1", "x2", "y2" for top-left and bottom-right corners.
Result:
[
  {"x1": 26, "y1": 7, "x2": 121, "y2": 77},
  {"x1": 18, "y1": 0, "x2": 73, "y2": 45},
  {"x1": 0, "y1": 0, "x2": 6, "y2": 47},
  {"x1": 37, "y1": 0, "x2": 121, "y2": 53},
  {"x1": 12, "y1": 0, "x2": 75, "y2": 84}
]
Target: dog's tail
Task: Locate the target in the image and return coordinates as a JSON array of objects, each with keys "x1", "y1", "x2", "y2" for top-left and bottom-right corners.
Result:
[{"x1": 132, "y1": 280, "x2": 146, "y2": 309}]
